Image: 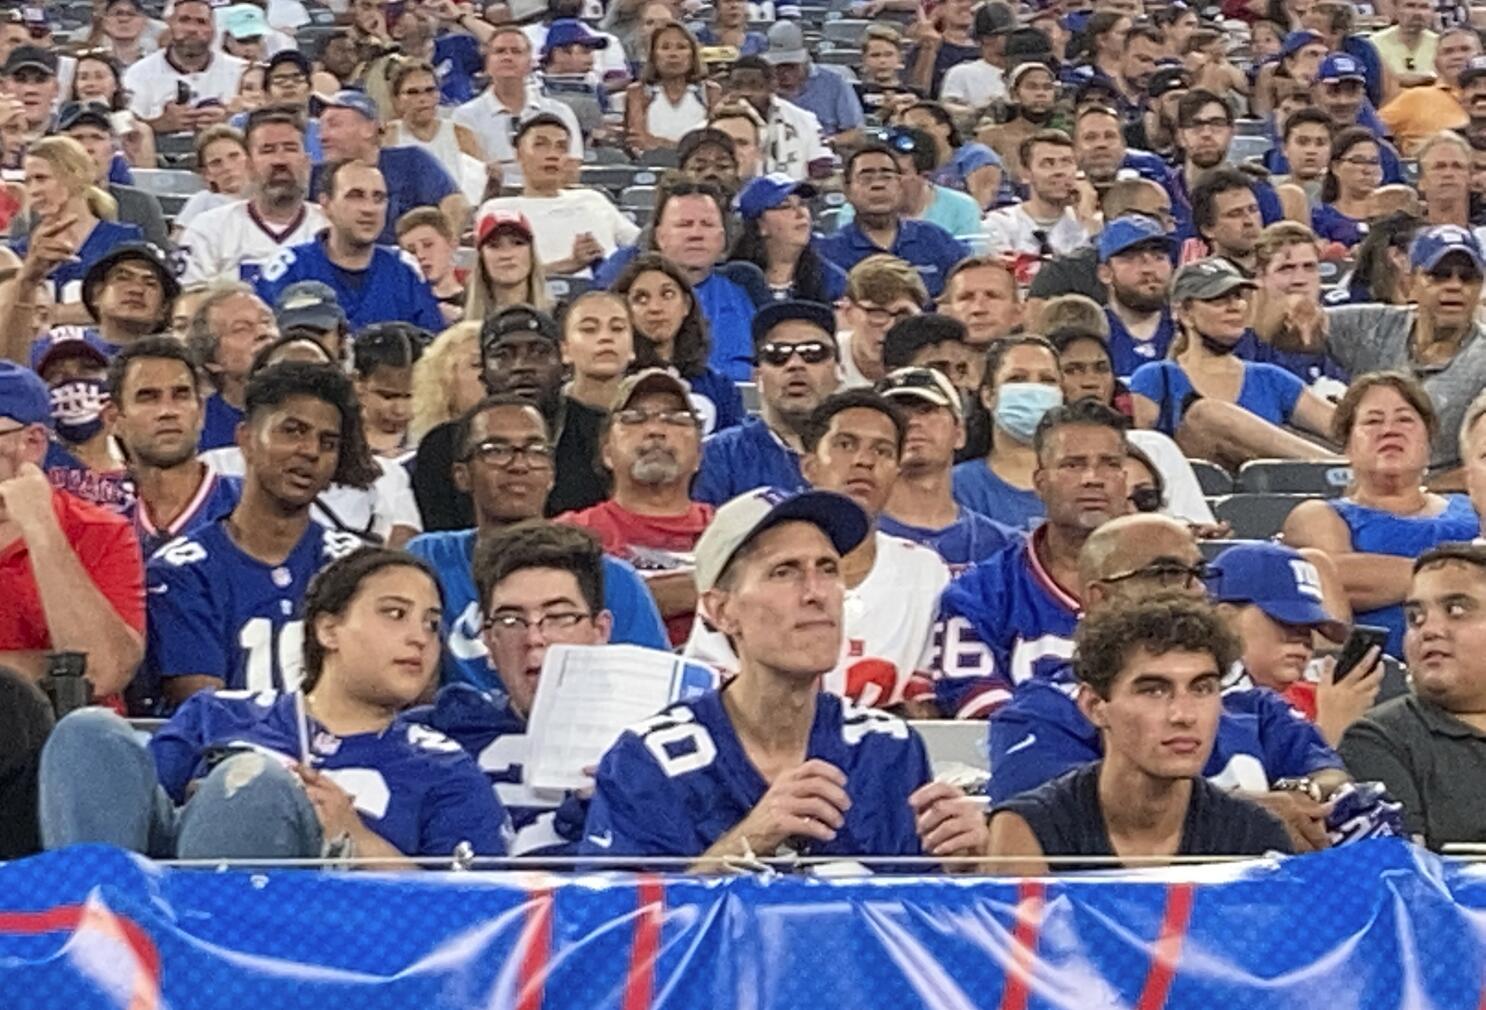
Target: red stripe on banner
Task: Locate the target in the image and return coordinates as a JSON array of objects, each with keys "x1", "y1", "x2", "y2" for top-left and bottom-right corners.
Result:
[
  {"x1": 621, "y1": 875, "x2": 665, "y2": 1010},
  {"x1": 515, "y1": 886, "x2": 553, "y2": 1010},
  {"x1": 1134, "y1": 882, "x2": 1196, "y2": 1010},
  {"x1": 997, "y1": 880, "x2": 1047, "y2": 1010},
  {"x1": 0, "y1": 904, "x2": 162, "y2": 1010}
]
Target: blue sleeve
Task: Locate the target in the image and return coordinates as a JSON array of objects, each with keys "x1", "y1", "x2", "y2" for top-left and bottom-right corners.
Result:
[
  {"x1": 834, "y1": 75, "x2": 865, "y2": 131},
  {"x1": 593, "y1": 244, "x2": 638, "y2": 286},
  {"x1": 923, "y1": 574, "x2": 1015, "y2": 719},
  {"x1": 1379, "y1": 139, "x2": 1404, "y2": 184},
  {"x1": 1128, "y1": 361, "x2": 1168, "y2": 403},
  {"x1": 1253, "y1": 181, "x2": 1283, "y2": 226},
  {"x1": 144, "y1": 552, "x2": 226, "y2": 681},
  {"x1": 108, "y1": 154, "x2": 133, "y2": 186},
  {"x1": 1253, "y1": 690, "x2": 1345, "y2": 777},
  {"x1": 708, "y1": 375, "x2": 746, "y2": 432},
  {"x1": 410, "y1": 148, "x2": 457, "y2": 205},
  {"x1": 986, "y1": 692, "x2": 1098, "y2": 803},
  {"x1": 715, "y1": 260, "x2": 772, "y2": 307},
  {"x1": 581, "y1": 729, "x2": 692, "y2": 857},
  {"x1": 691, "y1": 438, "x2": 734, "y2": 506},
  {"x1": 147, "y1": 691, "x2": 216, "y2": 803},
  {"x1": 417, "y1": 754, "x2": 512, "y2": 856},
  {"x1": 819, "y1": 257, "x2": 847, "y2": 302},
  {"x1": 602, "y1": 556, "x2": 669, "y2": 650}
]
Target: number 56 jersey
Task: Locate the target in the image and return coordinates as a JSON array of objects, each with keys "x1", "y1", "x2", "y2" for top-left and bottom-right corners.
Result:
[{"x1": 580, "y1": 688, "x2": 933, "y2": 863}]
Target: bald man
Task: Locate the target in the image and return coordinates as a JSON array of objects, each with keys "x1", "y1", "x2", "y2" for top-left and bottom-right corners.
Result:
[{"x1": 987, "y1": 513, "x2": 1354, "y2": 851}]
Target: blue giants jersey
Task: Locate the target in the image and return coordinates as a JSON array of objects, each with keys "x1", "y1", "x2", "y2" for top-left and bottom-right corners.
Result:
[
  {"x1": 254, "y1": 238, "x2": 445, "y2": 333},
  {"x1": 986, "y1": 672, "x2": 1344, "y2": 803},
  {"x1": 918, "y1": 527, "x2": 1080, "y2": 719},
  {"x1": 199, "y1": 393, "x2": 244, "y2": 451},
  {"x1": 144, "y1": 519, "x2": 362, "y2": 692},
  {"x1": 128, "y1": 470, "x2": 242, "y2": 558},
  {"x1": 150, "y1": 690, "x2": 511, "y2": 856},
  {"x1": 581, "y1": 688, "x2": 932, "y2": 863},
  {"x1": 405, "y1": 684, "x2": 584, "y2": 856},
  {"x1": 878, "y1": 508, "x2": 1018, "y2": 571}
]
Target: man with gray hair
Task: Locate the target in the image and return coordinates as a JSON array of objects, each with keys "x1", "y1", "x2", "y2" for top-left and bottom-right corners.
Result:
[{"x1": 185, "y1": 281, "x2": 278, "y2": 450}]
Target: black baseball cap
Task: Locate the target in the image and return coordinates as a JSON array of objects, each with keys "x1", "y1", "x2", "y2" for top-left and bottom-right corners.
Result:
[
  {"x1": 2, "y1": 45, "x2": 56, "y2": 77},
  {"x1": 1147, "y1": 64, "x2": 1191, "y2": 99},
  {"x1": 481, "y1": 304, "x2": 560, "y2": 351},
  {"x1": 751, "y1": 300, "x2": 836, "y2": 347},
  {"x1": 973, "y1": 2, "x2": 1015, "y2": 40},
  {"x1": 678, "y1": 127, "x2": 737, "y2": 166},
  {"x1": 56, "y1": 100, "x2": 113, "y2": 133},
  {"x1": 266, "y1": 49, "x2": 313, "y2": 78}
]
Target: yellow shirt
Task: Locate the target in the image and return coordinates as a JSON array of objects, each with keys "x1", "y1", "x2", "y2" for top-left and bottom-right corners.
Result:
[
  {"x1": 1369, "y1": 25, "x2": 1438, "y2": 77},
  {"x1": 1378, "y1": 84, "x2": 1468, "y2": 156}
]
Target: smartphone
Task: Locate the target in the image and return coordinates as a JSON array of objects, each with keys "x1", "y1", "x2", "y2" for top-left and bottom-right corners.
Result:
[
  {"x1": 1334, "y1": 624, "x2": 1389, "y2": 681},
  {"x1": 176, "y1": 81, "x2": 191, "y2": 106}
]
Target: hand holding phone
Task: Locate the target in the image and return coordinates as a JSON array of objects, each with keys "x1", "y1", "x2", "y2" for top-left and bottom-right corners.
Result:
[{"x1": 1334, "y1": 624, "x2": 1389, "y2": 682}]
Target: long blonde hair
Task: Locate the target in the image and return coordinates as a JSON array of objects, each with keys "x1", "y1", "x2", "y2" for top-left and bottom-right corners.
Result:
[
  {"x1": 27, "y1": 135, "x2": 117, "y2": 221},
  {"x1": 411, "y1": 321, "x2": 481, "y2": 441},
  {"x1": 464, "y1": 232, "x2": 552, "y2": 319}
]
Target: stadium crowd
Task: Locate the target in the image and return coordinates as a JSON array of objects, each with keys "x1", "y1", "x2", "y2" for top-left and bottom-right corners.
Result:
[{"x1": 4, "y1": 0, "x2": 1486, "y2": 872}]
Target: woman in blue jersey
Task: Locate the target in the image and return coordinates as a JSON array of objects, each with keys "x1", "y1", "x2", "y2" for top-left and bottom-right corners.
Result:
[
  {"x1": 1284, "y1": 372, "x2": 1480, "y2": 658},
  {"x1": 1311, "y1": 128, "x2": 1383, "y2": 249},
  {"x1": 12, "y1": 135, "x2": 141, "y2": 305},
  {"x1": 39, "y1": 548, "x2": 510, "y2": 864},
  {"x1": 1129, "y1": 258, "x2": 1337, "y2": 468},
  {"x1": 614, "y1": 253, "x2": 745, "y2": 434},
  {"x1": 727, "y1": 174, "x2": 847, "y2": 304}
]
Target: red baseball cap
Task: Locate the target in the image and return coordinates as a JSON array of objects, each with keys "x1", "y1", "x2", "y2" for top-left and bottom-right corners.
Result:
[{"x1": 476, "y1": 209, "x2": 534, "y2": 246}]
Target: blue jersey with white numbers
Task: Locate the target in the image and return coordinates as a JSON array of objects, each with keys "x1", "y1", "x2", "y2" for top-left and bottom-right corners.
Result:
[
  {"x1": 920, "y1": 527, "x2": 1079, "y2": 719},
  {"x1": 149, "y1": 690, "x2": 511, "y2": 856},
  {"x1": 405, "y1": 684, "x2": 586, "y2": 856},
  {"x1": 144, "y1": 519, "x2": 362, "y2": 692},
  {"x1": 986, "y1": 671, "x2": 1344, "y2": 803},
  {"x1": 581, "y1": 688, "x2": 932, "y2": 863},
  {"x1": 254, "y1": 237, "x2": 445, "y2": 333},
  {"x1": 127, "y1": 470, "x2": 242, "y2": 558}
]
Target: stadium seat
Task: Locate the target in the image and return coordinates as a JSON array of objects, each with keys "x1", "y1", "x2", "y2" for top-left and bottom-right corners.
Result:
[
  {"x1": 587, "y1": 146, "x2": 632, "y2": 165},
  {"x1": 294, "y1": 25, "x2": 339, "y2": 51},
  {"x1": 153, "y1": 132, "x2": 198, "y2": 169},
  {"x1": 1211, "y1": 493, "x2": 1318, "y2": 539},
  {"x1": 1237, "y1": 460, "x2": 1353, "y2": 496},
  {"x1": 304, "y1": 4, "x2": 336, "y2": 25},
  {"x1": 638, "y1": 148, "x2": 679, "y2": 169},
  {"x1": 546, "y1": 275, "x2": 595, "y2": 300},
  {"x1": 1197, "y1": 537, "x2": 1264, "y2": 561},
  {"x1": 1189, "y1": 459, "x2": 1233, "y2": 496},
  {"x1": 1234, "y1": 118, "x2": 1267, "y2": 137},
  {"x1": 1227, "y1": 135, "x2": 1272, "y2": 164},
  {"x1": 130, "y1": 168, "x2": 206, "y2": 198},
  {"x1": 578, "y1": 165, "x2": 657, "y2": 193},
  {"x1": 737, "y1": 380, "x2": 761, "y2": 413},
  {"x1": 619, "y1": 185, "x2": 657, "y2": 212},
  {"x1": 823, "y1": 18, "x2": 870, "y2": 42}
]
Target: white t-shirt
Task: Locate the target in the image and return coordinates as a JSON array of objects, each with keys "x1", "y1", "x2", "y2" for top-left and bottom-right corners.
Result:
[
  {"x1": 122, "y1": 49, "x2": 249, "y2": 120},
  {"x1": 478, "y1": 189, "x2": 640, "y2": 275},
  {"x1": 763, "y1": 97, "x2": 829, "y2": 182},
  {"x1": 1126, "y1": 429, "x2": 1217, "y2": 527},
  {"x1": 451, "y1": 87, "x2": 585, "y2": 188},
  {"x1": 940, "y1": 60, "x2": 1006, "y2": 110},
  {"x1": 176, "y1": 198, "x2": 328, "y2": 285},
  {"x1": 981, "y1": 203, "x2": 1089, "y2": 259},
  {"x1": 683, "y1": 531, "x2": 950, "y2": 708},
  {"x1": 646, "y1": 84, "x2": 709, "y2": 142}
]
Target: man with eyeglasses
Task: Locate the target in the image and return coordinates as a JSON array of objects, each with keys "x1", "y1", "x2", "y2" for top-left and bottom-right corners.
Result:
[
  {"x1": 558, "y1": 370, "x2": 714, "y2": 645},
  {"x1": 982, "y1": 130, "x2": 1089, "y2": 284},
  {"x1": 834, "y1": 128, "x2": 982, "y2": 240},
  {"x1": 1379, "y1": 29, "x2": 1478, "y2": 156},
  {"x1": 1170, "y1": 91, "x2": 1289, "y2": 247},
  {"x1": 406, "y1": 397, "x2": 665, "y2": 693},
  {"x1": 1098, "y1": 215, "x2": 1176, "y2": 375},
  {"x1": 693, "y1": 301, "x2": 840, "y2": 506},
  {"x1": 838, "y1": 254, "x2": 927, "y2": 388}
]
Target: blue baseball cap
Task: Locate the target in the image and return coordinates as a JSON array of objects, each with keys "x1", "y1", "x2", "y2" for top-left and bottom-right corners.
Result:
[
  {"x1": 542, "y1": 18, "x2": 608, "y2": 55},
  {"x1": 735, "y1": 173, "x2": 818, "y2": 221},
  {"x1": 325, "y1": 89, "x2": 378, "y2": 122},
  {"x1": 0, "y1": 361, "x2": 52, "y2": 428},
  {"x1": 1317, "y1": 52, "x2": 1365, "y2": 84},
  {"x1": 1409, "y1": 225, "x2": 1486, "y2": 273},
  {"x1": 29, "y1": 329, "x2": 116, "y2": 377},
  {"x1": 694, "y1": 487, "x2": 869, "y2": 592},
  {"x1": 1207, "y1": 542, "x2": 1343, "y2": 635},
  {"x1": 1280, "y1": 30, "x2": 1322, "y2": 59},
  {"x1": 752, "y1": 299, "x2": 836, "y2": 347},
  {"x1": 1098, "y1": 214, "x2": 1175, "y2": 262}
]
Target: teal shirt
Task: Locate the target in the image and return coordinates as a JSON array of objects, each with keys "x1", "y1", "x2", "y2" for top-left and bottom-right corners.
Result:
[{"x1": 839, "y1": 184, "x2": 984, "y2": 242}]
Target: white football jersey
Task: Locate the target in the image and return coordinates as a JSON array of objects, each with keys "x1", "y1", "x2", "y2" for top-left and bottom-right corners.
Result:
[
  {"x1": 176, "y1": 199, "x2": 328, "y2": 285},
  {"x1": 682, "y1": 531, "x2": 951, "y2": 707}
]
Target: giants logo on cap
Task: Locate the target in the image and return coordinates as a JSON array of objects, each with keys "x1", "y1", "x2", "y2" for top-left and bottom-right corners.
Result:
[{"x1": 1289, "y1": 559, "x2": 1324, "y2": 602}]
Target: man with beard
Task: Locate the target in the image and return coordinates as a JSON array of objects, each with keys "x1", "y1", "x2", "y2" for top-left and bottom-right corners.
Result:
[
  {"x1": 1116, "y1": 25, "x2": 1165, "y2": 106},
  {"x1": 558, "y1": 369, "x2": 713, "y2": 644},
  {"x1": 724, "y1": 56, "x2": 831, "y2": 182},
  {"x1": 693, "y1": 301, "x2": 840, "y2": 505},
  {"x1": 677, "y1": 128, "x2": 740, "y2": 197},
  {"x1": 256, "y1": 159, "x2": 444, "y2": 332},
  {"x1": 1124, "y1": 66, "x2": 1189, "y2": 165},
  {"x1": 1379, "y1": 28, "x2": 1479, "y2": 155},
  {"x1": 1459, "y1": 57, "x2": 1486, "y2": 151},
  {"x1": 178, "y1": 109, "x2": 326, "y2": 285},
  {"x1": 1172, "y1": 91, "x2": 1286, "y2": 244},
  {"x1": 121, "y1": 0, "x2": 242, "y2": 134},
  {"x1": 1099, "y1": 215, "x2": 1177, "y2": 374},
  {"x1": 983, "y1": 130, "x2": 1090, "y2": 279},
  {"x1": 981, "y1": 61, "x2": 1057, "y2": 183}
]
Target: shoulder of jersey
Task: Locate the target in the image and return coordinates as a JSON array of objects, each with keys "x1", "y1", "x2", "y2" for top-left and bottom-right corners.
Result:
[
  {"x1": 150, "y1": 532, "x2": 213, "y2": 569},
  {"x1": 319, "y1": 527, "x2": 365, "y2": 560},
  {"x1": 879, "y1": 530, "x2": 952, "y2": 570},
  {"x1": 838, "y1": 697, "x2": 913, "y2": 744},
  {"x1": 400, "y1": 720, "x2": 468, "y2": 756}
]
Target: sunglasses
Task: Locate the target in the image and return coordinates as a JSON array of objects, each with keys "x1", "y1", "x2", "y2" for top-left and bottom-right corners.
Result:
[{"x1": 757, "y1": 340, "x2": 834, "y2": 366}]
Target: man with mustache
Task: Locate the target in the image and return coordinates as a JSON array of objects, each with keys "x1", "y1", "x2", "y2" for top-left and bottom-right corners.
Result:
[
  {"x1": 178, "y1": 108, "x2": 326, "y2": 285},
  {"x1": 120, "y1": 0, "x2": 242, "y2": 135},
  {"x1": 1099, "y1": 215, "x2": 1177, "y2": 374},
  {"x1": 979, "y1": 61, "x2": 1056, "y2": 183},
  {"x1": 559, "y1": 369, "x2": 713, "y2": 645},
  {"x1": 1460, "y1": 56, "x2": 1486, "y2": 150}
]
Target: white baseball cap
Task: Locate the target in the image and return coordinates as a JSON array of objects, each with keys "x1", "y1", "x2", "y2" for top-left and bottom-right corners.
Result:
[{"x1": 694, "y1": 488, "x2": 869, "y2": 592}]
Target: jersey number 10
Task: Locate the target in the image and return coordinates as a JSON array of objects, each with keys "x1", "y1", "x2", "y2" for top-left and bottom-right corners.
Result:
[{"x1": 239, "y1": 618, "x2": 306, "y2": 692}]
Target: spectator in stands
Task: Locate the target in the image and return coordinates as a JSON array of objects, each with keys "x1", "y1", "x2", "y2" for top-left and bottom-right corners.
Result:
[
  {"x1": 906, "y1": 0, "x2": 979, "y2": 97},
  {"x1": 983, "y1": 130, "x2": 1090, "y2": 276},
  {"x1": 32, "y1": 333, "x2": 129, "y2": 513},
  {"x1": 892, "y1": 102, "x2": 1003, "y2": 214},
  {"x1": 938, "y1": 3, "x2": 1010, "y2": 116},
  {"x1": 1379, "y1": 28, "x2": 1477, "y2": 155},
  {"x1": 1370, "y1": 0, "x2": 1438, "y2": 84},
  {"x1": 764, "y1": 21, "x2": 864, "y2": 147},
  {"x1": 2, "y1": 46, "x2": 59, "y2": 146},
  {"x1": 818, "y1": 144, "x2": 968, "y2": 299},
  {"x1": 1244, "y1": 222, "x2": 1350, "y2": 387},
  {"x1": 1188, "y1": 167, "x2": 1266, "y2": 274},
  {"x1": 1274, "y1": 107, "x2": 1333, "y2": 210},
  {"x1": 464, "y1": 209, "x2": 552, "y2": 322},
  {"x1": 69, "y1": 49, "x2": 154, "y2": 168},
  {"x1": 559, "y1": 290, "x2": 634, "y2": 416},
  {"x1": 45, "y1": 547, "x2": 511, "y2": 862},
  {"x1": 249, "y1": 51, "x2": 323, "y2": 162},
  {"x1": 454, "y1": 27, "x2": 583, "y2": 188},
  {"x1": 854, "y1": 25, "x2": 917, "y2": 121},
  {"x1": 257, "y1": 159, "x2": 444, "y2": 333},
  {"x1": 586, "y1": 485, "x2": 987, "y2": 868},
  {"x1": 875, "y1": 366, "x2": 1012, "y2": 569},
  {"x1": 394, "y1": 6, "x2": 492, "y2": 108},
  {"x1": 979, "y1": 61, "x2": 1056, "y2": 182},
  {"x1": 1340, "y1": 211, "x2": 1423, "y2": 305},
  {"x1": 396, "y1": 208, "x2": 465, "y2": 325},
  {"x1": 951, "y1": 335, "x2": 1063, "y2": 530},
  {"x1": 687, "y1": 388, "x2": 950, "y2": 711},
  {"x1": 480, "y1": 114, "x2": 639, "y2": 276},
  {"x1": 837, "y1": 254, "x2": 926, "y2": 388},
  {"x1": 926, "y1": 398, "x2": 1129, "y2": 718},
  {"x1": 837, "y1": 126, "x2": 979, "y2": 240},
  {"x1": 728, "y1": 173, "x2": 846, "y2": 304},
  {"x1": 708, "y1": 101, "x2": 765, "y2": 182},
  {"x1": 938, "y1": 256, "x2": 1020, "y2": 354},
  {"x1": 121, "y1": 0, "x2": 240, "y2": 135},
  {"x1": 1340, "y1": 544, "x2": 1486, "y2": 849},
  {"x1": 1461, "y1": 57, "x2": 1486, "y2": 148},
  {"x1": 623, "y1": 21, "x2": 718, "y2": 151},
  {"x1": 560, "y1": 368, "x2": 710, "y2": 643},
  {"x1": 178, "y1": 109, "x2": 325, "y2": 286},
  {"x1": 1124, "y1": 65, "x2": 1189, "y2": 165},
  {"x1": 1285, "y1": 371, "x2": 1479, "y2": 659},
  {"x1": 1099, "y1": 215, "x2": 1177, "y2": 374},
  {"x1": 1416, "y1": 131, "x2": 1477, "y2": 231},
  {"x1": 1311, "y1": 128, "x2": 1384, "y2": 249},
  {"x1": 411, "y1": 321, "x2": 483, "y2": 445},
  {"x1": 0, "y1": 361, "x2": 144, "y2": 696},
  {"x1": 613, "y1": 253, "x2": 744, "y2": 435},
  {"x1": 693, "y1": 300, "x2": 839, "y2": 505},
  {"x1": 1070, "y1": 104, "x2": 1168, "y2": 199},
  {"x1": 172, "y1": 126, "x2": 248, "y2": 233},
  {"x1": 186, "y1": 281, "x2": 278, "y2": 450},
  {"x1": 693, "y1": 0, "x2": 765, "y2": 55},
  {"x1": 408, "y1": 399, "x2": 666, "y2": 687},
  {"x1": 676, "y1": 128, "x2": 740, "y2": 196},
  {"x1": 273, "y1": 281, "x2": 351, "y2": 363},
  {"x1": 384, "y1": 58, "x2": 484, "y2": 181},
  {"x1": 52, "y1": 101, "x2": 168, "y2": 249},
  {"x1": 315, "y1": 90, "x2": 465, "y2": 247},
  {"x1": 725, "y1": 56, "x2": 830, "y2": 181},
  {"x1": 95, "y1": 0, "x2": 161, "y2": 68},
  {"x1": 351, "y1": 323, "x2": 424, "y2": 461},
  {"x1": 882, "y1": 314, "x2": 983, "y2": 408},
  {"x1": 143, "y1": 362, "x2": 377, "y2": 702}
]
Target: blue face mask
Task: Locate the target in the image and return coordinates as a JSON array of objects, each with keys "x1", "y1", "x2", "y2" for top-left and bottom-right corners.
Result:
[
  {"x1": 993, "y1": 382, "x2": 1063, "y2": 443},
  {"x1": 49, "y1": 377, "x2": 109, "y2": 445}
]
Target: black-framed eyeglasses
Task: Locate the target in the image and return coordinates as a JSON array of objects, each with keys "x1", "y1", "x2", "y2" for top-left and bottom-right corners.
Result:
[
  {"x1": 462, "y1": 439, "x2": 553, "y2": 467},
  {"x1": 757, "y1": 340, "x2": 834, "y2": 366},
  {"x1": 483, "y1": 611, "x2": 592, "y2": 636},
  {"x1": 856, "y1": 302, "x2": 917, "y2": 327},
  {"x1": 614, "y1": 407, "x2": 697, "y2": 428},
  {"x1": 1101, "y1": 560, "x2": 1212, "y2": 588}
]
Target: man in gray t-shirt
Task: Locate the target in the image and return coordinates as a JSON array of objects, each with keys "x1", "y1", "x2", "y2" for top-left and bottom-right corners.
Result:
[{"x1": 1280, "y1": 224, "x2": 1486, "y2": 471}]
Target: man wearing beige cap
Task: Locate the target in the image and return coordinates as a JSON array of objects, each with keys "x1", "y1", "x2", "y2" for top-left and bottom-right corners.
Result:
[
  {"x1": 582, "y1": 486, "x2": 990, "y2": 871},
  {"x1": 558, "y1": 368, "x2": 714, "y2": 644}
]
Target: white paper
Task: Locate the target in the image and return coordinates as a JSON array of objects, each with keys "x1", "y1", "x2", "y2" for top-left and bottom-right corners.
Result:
[{"x1": 525, "y1": 644, "x2": 717, "y2": 791}]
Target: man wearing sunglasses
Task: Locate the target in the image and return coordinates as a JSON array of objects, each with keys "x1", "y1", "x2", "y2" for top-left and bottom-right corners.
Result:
[{"x1": 693, "y1": 301, "x2": 840, "y2": 506}]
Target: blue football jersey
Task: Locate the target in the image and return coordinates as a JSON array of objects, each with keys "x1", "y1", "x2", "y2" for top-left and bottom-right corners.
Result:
[
  {"x1": 878, "y1": 508, "x2": 1019, "y2": 571},
  {"x1": 985, "y1": 670, "x2": 1345, "y2": 803},
  {"x1": 581, "y1": 688, "x2": 932, "y2": 863},
  {"x1": 919, "y1": 528, "x2": 1080, "y2": 719},
  {"x1": 255, "y1": 238, "x2": 445, "y2": 333},
  {"x1": 144, "y1": 519, "x2": 363, "y2": 691},
  {"x1": 129, "y1": 471, "x2": 242, "y2": 558},
  {"x1": 150, "y1": 690, "x2": 511, "y2": 856},
  {"x1": 405, "y1": 684, "x2": 585, "y2": 856}
]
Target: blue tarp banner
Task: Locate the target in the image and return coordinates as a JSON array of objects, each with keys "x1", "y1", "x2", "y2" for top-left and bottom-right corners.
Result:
[{"x1": 2, "y1": 840, "x2": 1486, "y2": 1009}]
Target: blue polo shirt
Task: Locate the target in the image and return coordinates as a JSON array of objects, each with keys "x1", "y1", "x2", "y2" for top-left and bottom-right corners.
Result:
[
  {"x1": 692, "y1": 417, "x2": 805, "y2": 506},
  {"x1": 784, "y1": 65, "x2": 865, "y2": 138},
  {"x1": 815, "y1": 219, "x2": 969, "y2": 298}
]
